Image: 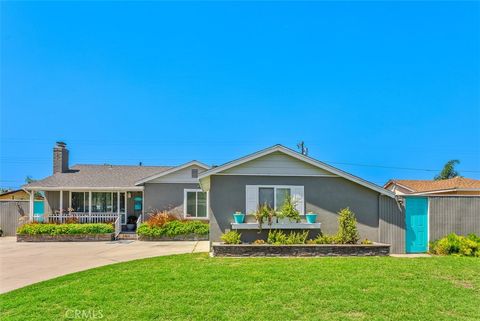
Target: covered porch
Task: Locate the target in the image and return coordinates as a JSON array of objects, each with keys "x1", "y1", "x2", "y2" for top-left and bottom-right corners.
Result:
[{"x1": 27, "y1": 188, "x2": 144, "y2": 231}]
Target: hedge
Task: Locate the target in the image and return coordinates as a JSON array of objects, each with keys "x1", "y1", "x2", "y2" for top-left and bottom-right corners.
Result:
[
  {"x1": 17, "y1": 223, "x2": 114, "y2": 235},
  {"x1": 137, "y1": 221, "x2": 209, "y2": 237}
]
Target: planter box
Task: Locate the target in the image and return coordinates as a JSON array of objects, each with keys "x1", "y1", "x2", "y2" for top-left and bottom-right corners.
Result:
[
  {"x1": 212, "y1": 242, "x2": 390, "y2": 257},
  {"x1": 138, "y1": 234, "x2": 208, "y2": 241},
  {"x1": 17, "y1": 233, "x2": 114, "y2": 242}
]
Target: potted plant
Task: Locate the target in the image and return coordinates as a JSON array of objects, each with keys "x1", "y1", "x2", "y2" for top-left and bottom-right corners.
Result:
[
  {"x1": 254, "y1": 203, "x2": 274, "y2": 229},
  {"x1": 280, "y1": 196, "x2": 300, "y2": 223},
  {"x1": 305, "y1": 212, "x2": 318, "y2": 224},
  {"x1": 233, "y1": 211, "x2": 245, "y2": 224},
  {"x1": 276, "y1": 210, "x2": 288, "y2": 224},
  {"x1": 126, "y1": 215, "x2": 137, "y2": 231}
]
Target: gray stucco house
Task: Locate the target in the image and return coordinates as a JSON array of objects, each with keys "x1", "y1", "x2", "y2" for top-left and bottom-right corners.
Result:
[{"x1": 24, "y1": 142, "x2": 407, "y2": 252}]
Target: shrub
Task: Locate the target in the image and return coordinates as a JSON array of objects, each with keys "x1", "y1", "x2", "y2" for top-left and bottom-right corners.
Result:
[
  {"x1": 17, "y1": 223, "x2": 113, "y2": 235},
  {"x1": 267, "y1": 230, "x2": 309, "y2": 245},
  {"x1": 221, "y1": 231, "x2": 242, "y2": 244},
  {"x1": 267, "y1": 230, "x2": 288, "y2": 245},
  {"x1": 146, "y1": 210, "x2": 179, "y2": 227},
  {"x1": 361, "y1": 238, "x2": 373, "y2": 245},
  {"x1": 336, "y1": 207, "x2": 359, "y2": 244},
  {"x1": 137, "y1": 220, "x2": 209, "y2": 237},
  {"x1": 430, "y1": 233, "x2": 480, "y2": 257},
  {"x1": 312, "y1": 233, "x2": 338, "y2": 244}
]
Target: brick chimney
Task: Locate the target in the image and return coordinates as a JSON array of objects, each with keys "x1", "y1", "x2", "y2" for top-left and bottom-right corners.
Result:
[{"x1": 53, "y1": 141, "x2": 69, "y2": 174}]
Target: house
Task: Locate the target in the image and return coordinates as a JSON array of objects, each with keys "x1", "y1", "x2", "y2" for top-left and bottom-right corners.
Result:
[
  {"x1": 23, "y1": 142, "x2": 210, "y2": 230},
  {"x1": 23, "y1": 142, "x2": 479, "y2": 254},
  {"x1": 384, "y1": 177, "x2": 480, "y2": 196}
]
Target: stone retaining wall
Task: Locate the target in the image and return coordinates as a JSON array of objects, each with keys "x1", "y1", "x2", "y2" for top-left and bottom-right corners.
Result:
[
  {"x1": 138, "y1": 234, "x2": 208, "y2": 241},
  {"x1": 212, "y1": 243, "x2": 390, "y2": 257},
  {"x1": 17, "y1": 233, "x2": 114, "y2": 242}
]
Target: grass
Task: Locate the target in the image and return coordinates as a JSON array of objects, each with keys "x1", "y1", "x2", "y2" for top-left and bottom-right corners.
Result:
[{"x1": 1, "y1": 254, "x2": 479, "y2": 321}]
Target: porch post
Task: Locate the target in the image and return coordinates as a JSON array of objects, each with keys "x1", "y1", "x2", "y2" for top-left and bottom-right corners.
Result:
[
  {"x1": 117, "y1": 191, "x2": 120, "y2": 217},
  {"x1": 29, "y1": 189, "x2": 34, "y2": 221},
  {"x1": 88, "y1": 191, "x2": 92, "y2": 223},
  {"x1": 59, "y1": 190, "x2": 63, "y2": 222},
  {"x1": 124, "y1": 192, "x2": 128, "y2": 221},
  {"x1": 142, "y1": 190, "x2": 145, "y2": 220}
]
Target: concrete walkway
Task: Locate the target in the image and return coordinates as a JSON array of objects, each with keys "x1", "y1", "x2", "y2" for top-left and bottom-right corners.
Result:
[{"x1": 0, "y1": 237, "x2": 209, "y2": 294}]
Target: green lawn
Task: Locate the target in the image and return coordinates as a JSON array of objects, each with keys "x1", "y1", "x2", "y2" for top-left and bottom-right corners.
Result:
[{"x1": 1, "y1": 254, "x2": 479, "y2": 321}]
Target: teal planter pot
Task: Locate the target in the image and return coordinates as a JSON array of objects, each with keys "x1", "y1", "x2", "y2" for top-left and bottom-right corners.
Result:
[
  {"x1": 306, "y1": 213, "x2": 317, "y2": 224},
  {"x1": 233, "y1": 213, "x2": 245, "y2": 224}
]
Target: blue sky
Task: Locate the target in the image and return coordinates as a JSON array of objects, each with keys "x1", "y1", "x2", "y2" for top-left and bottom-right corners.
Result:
[{"x1": 1, "y1": 1, "x2": 479, "y2": 189}]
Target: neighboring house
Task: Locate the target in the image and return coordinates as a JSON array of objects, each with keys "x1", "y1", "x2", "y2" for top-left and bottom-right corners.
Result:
[
  {"x1": 384, "y1": 177, "x2": 480, "y2": 196},
  {"x1": 0, "y1": 189, "x2": 43, "y2": 201},
  {"x1": 384, "y1": 177, "x2": 480, "y2": 253}
]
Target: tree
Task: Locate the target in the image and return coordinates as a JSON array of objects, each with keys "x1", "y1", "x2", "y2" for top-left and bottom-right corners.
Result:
[
  {"x1": 434, "y1": 160, "x2": 460, "y2": 180},
  {"x1": 297, "y1": 141, "x2": 308, "y2": 156},
  {"x1": 25, "y1": 176, "x2": 36, "y2": 184}
]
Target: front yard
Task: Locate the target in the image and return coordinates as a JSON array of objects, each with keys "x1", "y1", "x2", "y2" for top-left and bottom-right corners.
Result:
[{"x1": 1, "y1": 254, "x2": 479, "y2": 321}]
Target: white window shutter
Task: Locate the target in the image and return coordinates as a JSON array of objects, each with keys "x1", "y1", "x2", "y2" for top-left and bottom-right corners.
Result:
[
  {"x1": 245, "y1": 185, "x2": 259, "y2": 215},
  {"x1": 291, "y1": 186, "x2": 305, "y2": 215}
]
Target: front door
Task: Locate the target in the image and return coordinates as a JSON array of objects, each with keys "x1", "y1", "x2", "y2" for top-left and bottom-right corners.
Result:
[{"x1": 405, "y1": 197, "x2": 428, "y2": 253}]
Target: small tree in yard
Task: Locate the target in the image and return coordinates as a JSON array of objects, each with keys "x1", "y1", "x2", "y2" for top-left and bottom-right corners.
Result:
[{"x1": 336, "y1": 208, "x2": 359, "y2": 244}]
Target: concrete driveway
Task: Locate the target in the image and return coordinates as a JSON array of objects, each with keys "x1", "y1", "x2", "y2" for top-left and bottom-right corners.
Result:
[{"x1": 0, "y1": 237, "x2": 209, "y2": 294}]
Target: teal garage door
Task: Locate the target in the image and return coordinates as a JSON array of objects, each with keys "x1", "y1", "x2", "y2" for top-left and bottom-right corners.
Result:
[{"x1": 405, "y1": 197, "x2": 428, "y2": 253}]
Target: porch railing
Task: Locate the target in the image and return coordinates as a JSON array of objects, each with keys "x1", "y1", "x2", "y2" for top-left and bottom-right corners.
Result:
[
  {"x1": 136, "y1": 214, "x2": 143, "y2": 232},
  {"x1": 114, "y1": 216, "x2": 121, "y2": 238},
  {"x1": 35, "y1": 212, "x2": 119, "y2": 224}
]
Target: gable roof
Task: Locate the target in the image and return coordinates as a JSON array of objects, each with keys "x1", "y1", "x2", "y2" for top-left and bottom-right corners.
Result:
[
  {"x1": 135, "y1": 160, "x2": 210, "y2": 185},
  {"x1": 384, "y1": 177, "x2": 480, "y2": 194},
  {"x1": 24, "y1": 164, "x2": 173, "y2": 190},
  {"x1": 199, "y1": 144, "x2": 395, "y2": 197}
]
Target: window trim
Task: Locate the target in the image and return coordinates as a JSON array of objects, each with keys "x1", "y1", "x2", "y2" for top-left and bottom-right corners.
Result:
[{"x1": 183, "y1": 189, "x2": 209, "y2": 220}]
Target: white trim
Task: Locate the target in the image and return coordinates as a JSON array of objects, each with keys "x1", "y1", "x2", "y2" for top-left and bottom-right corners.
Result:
[
  {"x1": 59, "y1": 190, "x2": 63, "y2": 213},
  {"x1": 427, "y1": 197, "x2": 430, "y2": 245},
  {"x1": 28, "y1": 189, "x2": 34, "y2": 220},
  {"x1": 407, "y1": 188, "x2": 480, "y2": 196},
  {"x1": 383, "y1": 180, "x2": 416, "y2": 192},
  {"x1": 214, "y1": 173, "x2": 338, "y2": 177},
  {"x1": 199, "y1": 145, "x2": 395, "y2": 198},
  {"x1": 25, "y1": 186, "x2": 144, "y2": 191},
  {"x1": 183, "y1": 188, "x2": 209, "y2": 220},
  {"x1": 135, "y1": 161, "x2": 210, "y2": 185}
]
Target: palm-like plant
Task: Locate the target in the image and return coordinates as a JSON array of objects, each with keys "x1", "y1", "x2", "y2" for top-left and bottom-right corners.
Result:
[{"x1": 434, "y1": 160, "x2": 460, "y2": 180}]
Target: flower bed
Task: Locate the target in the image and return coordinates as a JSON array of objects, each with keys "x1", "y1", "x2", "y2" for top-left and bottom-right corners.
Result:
[
  {"x1": 212, "y1": 243, "x2": 390, "y2": 257},
  {"x1": 16, "y1": 223, "x2": 114, "y2": 242},
  {"x1": 137, "y1": 219, "x2": 209, "y2": 241}
]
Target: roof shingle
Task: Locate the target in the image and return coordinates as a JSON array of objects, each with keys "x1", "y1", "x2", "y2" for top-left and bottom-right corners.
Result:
[
  {"x1": 24, "y1": 164, "x2": 173, "y2": 189},
  {"x1": 387, "y1": 177, "x2": 480, "y2": 193}
]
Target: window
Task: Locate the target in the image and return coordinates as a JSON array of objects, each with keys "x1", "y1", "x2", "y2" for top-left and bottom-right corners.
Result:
[
  {"x1": 71, "y1": 192, "x2": 86, "y2": 212},
  {"x1": 91, "y1": 192, "x2": 113, "y2": 213},
  {"x1": 246, "y1": 185, "x2": 304, "y2": 215},
  {"x1": 259, "y1": 187, "x2": 291, "y2": 210},
  {"x1": 191, "y1": 168, "x2": 199, "y2": 178},
  {"x1": 184, "y1": 189, "x2": 208, "y2": 218}
]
